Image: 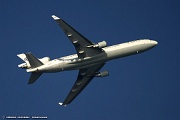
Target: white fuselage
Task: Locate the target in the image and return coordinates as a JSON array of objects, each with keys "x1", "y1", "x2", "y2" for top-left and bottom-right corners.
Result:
[{"x1": 27, "y1": 39, "x2": 157, "y2": 73}]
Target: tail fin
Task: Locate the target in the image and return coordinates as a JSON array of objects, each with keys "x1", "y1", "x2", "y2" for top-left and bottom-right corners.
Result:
[
  {"x1": 25, "y1": 52, "x2": 43, "y2": 68},
  {"x1": 28, "y1": 72, "x2": 43, "y2": 84}
]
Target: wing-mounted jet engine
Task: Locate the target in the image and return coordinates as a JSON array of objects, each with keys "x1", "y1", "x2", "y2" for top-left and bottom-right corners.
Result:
[
  {"x1": 94, "y1": 41, "x2": 107, "y2": 48},
  {"x1": 96, "y1": 70, "x2": 109, "y2": 77},
  {"x1": 87, "y1": 41, "x2": 107, "y2": 48}
]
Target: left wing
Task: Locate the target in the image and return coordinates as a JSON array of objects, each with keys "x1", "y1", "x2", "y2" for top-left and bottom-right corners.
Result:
[
  {"x1": 52, "y1": 15, "x2": 103, "y2": 59},
  {"x1": 59, "y1": 63, "x2": 105, "y2": 106}
]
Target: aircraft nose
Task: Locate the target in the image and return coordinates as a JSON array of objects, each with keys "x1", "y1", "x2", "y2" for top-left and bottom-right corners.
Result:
[{"x1": 151, "y1": 40, "x2": 158, "y2": 46}]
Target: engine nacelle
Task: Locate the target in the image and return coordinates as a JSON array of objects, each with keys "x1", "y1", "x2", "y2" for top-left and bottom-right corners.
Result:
[
  {"x1": 96, "y1": 70, "x2": 109, "y2": 77},
  {"x1": 94, "y1": 41, "x2": 107, "y2": 48},
  {"x1": 39, "y1": 57, "x2": 50, "y2": 64}
]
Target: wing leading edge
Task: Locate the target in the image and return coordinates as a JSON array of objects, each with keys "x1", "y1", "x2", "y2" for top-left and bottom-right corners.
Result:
[
  {"x1": 59, "y1": 63, "x2": 105, "y2": 106},
  {"x1": 52, "y1": 15, "x2": 104, "y2": 58}
]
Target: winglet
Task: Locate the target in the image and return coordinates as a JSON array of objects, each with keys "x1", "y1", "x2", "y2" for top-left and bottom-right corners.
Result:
[
  {"x1": 58, "y1": 102, "x2": 67, "y2": 107},
  {"x1": 52, "y1": 15, "x2": 60, "y2": 20}
]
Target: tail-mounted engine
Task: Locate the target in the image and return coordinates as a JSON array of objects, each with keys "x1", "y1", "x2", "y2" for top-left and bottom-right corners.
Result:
[
  {"x1": 96, "y1": 70, "x2": 109, "y2": 77},
  {"x1": 40, "y1": 57, "x2": 50, "y2": 64}
]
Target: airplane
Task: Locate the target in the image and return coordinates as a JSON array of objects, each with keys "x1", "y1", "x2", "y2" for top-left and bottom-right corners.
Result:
[{"x1": 17, "y1": 15, "x2": 158, "y2": 106}]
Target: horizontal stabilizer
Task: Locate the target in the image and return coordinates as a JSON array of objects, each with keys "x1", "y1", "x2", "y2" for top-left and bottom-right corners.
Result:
[
  {"x1": 17, "y1": 53, "x2": 28, "y2": 62},
  {"x1": 52, "y1": 15, "x2": 60, "y2": 20},
  {"x1": 28, "y1": 72, "x2": 42, "y2": 84},
  {"x1": 25, "y1": 52, "x2": 43, "y2": 68},
  {"x1": 17, "y1": 53, "x2": 31, "y2": 68}
]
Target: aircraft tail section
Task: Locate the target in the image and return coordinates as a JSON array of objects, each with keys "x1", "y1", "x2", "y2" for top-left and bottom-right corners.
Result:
[
  {"x1": 25, "y1": 52, "x2": 43, "y2": 68},
  {"x1": 23, "y1": 53, "x2": 44, "y2": 84},
  {"x1": 17, "y1": 53, "x2": 44, "y2": 84},
  {"x1": 28, "y1": 72, "x2": 43, "y2": 84}
]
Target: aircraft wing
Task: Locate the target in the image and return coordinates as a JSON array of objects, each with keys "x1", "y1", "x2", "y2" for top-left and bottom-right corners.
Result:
[
  {"x1": 59, "y1": 63, "x2": 105, "y2": 106},
  {"x1": 52, "y1": 15, "x2": 103, "y2": 58}
]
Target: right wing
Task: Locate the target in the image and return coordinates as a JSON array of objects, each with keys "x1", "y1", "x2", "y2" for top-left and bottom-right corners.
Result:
[
  {"x1": 59, "y1": 63, "x2": 105, "y2": 106},
  {"x1": 52, "y1": 15, "x2": 104, "y2": 59}
]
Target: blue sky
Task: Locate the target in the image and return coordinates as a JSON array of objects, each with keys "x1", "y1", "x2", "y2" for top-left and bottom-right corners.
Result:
[{"x1": 1, "y1": 0, "x2": 179, "y2": 120}]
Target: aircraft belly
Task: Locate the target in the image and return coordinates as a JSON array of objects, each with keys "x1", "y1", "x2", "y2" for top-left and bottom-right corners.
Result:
[
  {"x1": 62, "y1": 55, "x2": 107, "y2": 70},
  {"x1": 39, "y1": 61, "x2": 64, "y2": 73},
  {"x1": 39, "y1": 43, "x2": 155, "y2": 73},
  {"x1": 105, "y1": 45, "x2": 145, "y2": 60}
]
